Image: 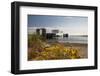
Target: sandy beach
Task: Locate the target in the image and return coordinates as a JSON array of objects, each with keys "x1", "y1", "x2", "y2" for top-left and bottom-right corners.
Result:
[
  {"x1": 64, "y1": 43, "x2": 88, "y2": 58},
  {"x1": 28, "y1": 39, "x2": 88, "y2": 60}
]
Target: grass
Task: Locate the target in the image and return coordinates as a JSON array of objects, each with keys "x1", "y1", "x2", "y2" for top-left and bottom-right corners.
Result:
[{"x1": 28, "y1": 34, "x2": 80, "y2": 61}]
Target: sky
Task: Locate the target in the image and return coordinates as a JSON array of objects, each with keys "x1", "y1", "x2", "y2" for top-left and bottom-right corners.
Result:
[{"x1": 28, "y1": 15, "x2": 88, "y2": 35}]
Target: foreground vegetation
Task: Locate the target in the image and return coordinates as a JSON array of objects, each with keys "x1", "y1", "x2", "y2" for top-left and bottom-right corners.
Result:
[{"x1": 28, "y1": 34, "x2": 81, "y2": 61}]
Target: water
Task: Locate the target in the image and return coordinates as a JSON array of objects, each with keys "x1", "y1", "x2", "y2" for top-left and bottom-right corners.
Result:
[{"x1": 47, "y1": 35, "x2": 88, "y2": 44}]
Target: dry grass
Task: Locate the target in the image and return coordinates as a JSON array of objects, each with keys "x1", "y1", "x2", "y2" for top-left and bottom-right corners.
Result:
[{"x1": 28, "y1": 34, "x2": 81, "y2": 61}]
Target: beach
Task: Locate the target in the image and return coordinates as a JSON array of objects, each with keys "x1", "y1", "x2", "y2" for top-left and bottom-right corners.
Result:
[
  {"x1": 28, "y1": 34, "x2": 88, "y2": 60},
  {"x1": 64, "y1": 43, "x2": 88, "y2": 58}
]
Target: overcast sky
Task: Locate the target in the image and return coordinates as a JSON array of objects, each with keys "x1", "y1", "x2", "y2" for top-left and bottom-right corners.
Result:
[{"x1": 28, "y1": 15, "x2": 88, "y2": 35}]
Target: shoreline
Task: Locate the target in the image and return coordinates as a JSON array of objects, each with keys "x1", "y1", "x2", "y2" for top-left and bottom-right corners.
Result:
[
  {"x1": 63, "y1": 42, "x2": 87, "y2": 46},
  {"x1": 47, "y1": 42, "x2": 88, "y2": 58}
]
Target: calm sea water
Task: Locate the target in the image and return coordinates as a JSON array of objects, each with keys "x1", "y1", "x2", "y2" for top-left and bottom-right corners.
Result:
[{"x1": 47, "y1": 35, "x2": 88, "y2": 44}]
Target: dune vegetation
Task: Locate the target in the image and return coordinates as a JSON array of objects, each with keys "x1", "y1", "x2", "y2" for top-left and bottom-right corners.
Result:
[{"x1": 28, "y1": 34, "x2": 81, "y2": 61}]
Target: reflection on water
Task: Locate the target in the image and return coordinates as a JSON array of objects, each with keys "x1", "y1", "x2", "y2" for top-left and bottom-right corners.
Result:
[{"x1": 47, "y1": 35, "x2": 88, "y2": 44}]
